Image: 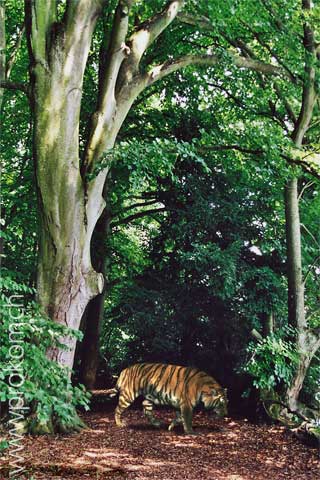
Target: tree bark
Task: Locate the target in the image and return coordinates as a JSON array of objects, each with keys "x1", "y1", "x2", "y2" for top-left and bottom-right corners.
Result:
[
  {"x1": 285, "y1": 178, "x2": 305, "y2": 329},
  {"x1": 25, "y1": 0, "x2": 105, "y2": 368}
]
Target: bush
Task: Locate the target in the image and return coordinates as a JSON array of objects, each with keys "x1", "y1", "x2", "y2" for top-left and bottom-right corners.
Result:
[
  {"x1": 244, "y1": 326, "x2": 299, "y2": 391},
  {"x1": 0, "y1": 271, "x2": 90, "y2": 433}
]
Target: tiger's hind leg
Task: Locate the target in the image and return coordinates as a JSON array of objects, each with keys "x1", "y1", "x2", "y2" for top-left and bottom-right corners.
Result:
[
  {"x1": 142, "y1": 399, "x2": 161, "y2": 427},
  {"x1": 168, "y1": 411, "x2": 182, "y2": 431},
  {"x1": 115, "y1": 393, "x2": 133, "y2": 427},
  {"x1": 180, "y1": 404, "x2": 195, "y2": 434}
]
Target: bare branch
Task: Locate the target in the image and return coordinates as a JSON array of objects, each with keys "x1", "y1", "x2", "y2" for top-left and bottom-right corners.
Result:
[
  {"x1": 117, "y1": 199, "x2": 161, "y2": 214},
  {"x1": 273, "y1": 82, "x2": 297, "y2": 125},
  {"x1": 6, "y1": 22, "x2": 25, "y2": 78},
  {"x1": 82, "y1": 0, "x2": 135, "y2": 174},
  {"x1": 199, "y1": 144, "x2": 320, "y2": 180},
  {"x1": 301, "y1": 223, "x2": 319, "y2": 248},
  {"x1": 98, "y1": 1, "x2": 133, "y2": 108},
  {"x1": 251, "y1": 328, "x2": 264, "y2": 341},
  {"x1": 112, "y1": 206, "x2": 166, "y2": 227},
  {"x1": 303, "y1": 255, "x2": 320, "y2": 285},
  {"x1": 240, "y1": 20, "x2": 298, "y2": 84},
  {"x1": 25, "y1": 0, "x2": 57, "y2": 61},
  {"x1": 306, "y1": 309, "x2": 320, "y2": 325},
  {"x1": 0, "y1": 80, "x2": 30, "y2": 95},
  {"x1": 298, "y1": 181, "x2": 315, "y2": 201}
]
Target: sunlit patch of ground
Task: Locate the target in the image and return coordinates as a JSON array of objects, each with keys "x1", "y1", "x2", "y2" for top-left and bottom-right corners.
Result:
[{"x1": 1, "y1": 409, "x2": 319, "y2": 479}]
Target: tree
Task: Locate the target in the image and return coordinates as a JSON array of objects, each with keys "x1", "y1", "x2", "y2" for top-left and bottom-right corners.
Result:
[{"x1": 284, "y1": 0, "x2": 320, "y2": 413}]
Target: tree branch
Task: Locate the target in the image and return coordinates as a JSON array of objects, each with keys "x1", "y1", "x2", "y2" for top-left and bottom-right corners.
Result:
[
  {"x1": 199, "y1": 144, "x2": 263, "y2": 155},
  {"x1": 82, "y1": 0, "x2": 134, "y2": 174},
  {"x1": 147, "y1": 52, "x2": 288, "y2": 86},
  {"x1": 0, "y1": 80, "x2": 30, "y2": 95},
  {"x1": 301, "y1": 223, "x2": 319, "y2": 248},
  {"x1": 25, "y1": 0, "x2": 57, "y2": 62},
  {"x1": 112, "y1": 206, "x2": 166, "y2": 227},
  {"x1": 6, "y1": 22, "x2": 25, "y2": 78},
  {"x1": 298, "y1": 181, "x2": 315, "y2": 201},
  {"x1": 303, "y1": 254, "x2": 320, "y2": 285},
  {"x1": 131, "y1": 1, "x2": 184, "y2": 59},
  {"x1": 199, "y1": 144, "x2": 320, "y2": 179},
  {"x1": 273, "y1": 82, "x2": 297, "y2": 125},
  {"x1": 177, "y1": 11, "x2": 213, "y2": 30},
  {"x1": 240, "y1": 20, "x2": 298, "y2": 84},
  {"x1": 118, "y1": 0, "x2": 184, "y2": 85},
  {"x1": 116, "y1": 199, "x2": 161, "y2": 214},
  {"x1": 291, "y1": 1, "x2": 318, "y2": 147}
]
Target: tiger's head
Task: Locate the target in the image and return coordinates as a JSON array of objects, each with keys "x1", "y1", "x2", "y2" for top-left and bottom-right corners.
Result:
[{"x1": 201, "y1": 385, "x2": 228, "y2": 418}]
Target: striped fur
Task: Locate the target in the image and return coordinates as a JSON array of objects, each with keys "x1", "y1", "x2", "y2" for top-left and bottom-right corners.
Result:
[{"x1": 112, "y1": 363, "x2": 228, "y2": 434}]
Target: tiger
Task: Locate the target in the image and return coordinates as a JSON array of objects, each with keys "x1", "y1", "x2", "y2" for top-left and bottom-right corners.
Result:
[{"x1": 106, "y1": 363, "x2": 228, "y2": 434}]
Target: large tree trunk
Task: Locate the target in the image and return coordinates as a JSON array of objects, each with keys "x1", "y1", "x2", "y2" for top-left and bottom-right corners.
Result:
[{"x1": 26, "y1": 0, "x2": 105, "y2": 369}]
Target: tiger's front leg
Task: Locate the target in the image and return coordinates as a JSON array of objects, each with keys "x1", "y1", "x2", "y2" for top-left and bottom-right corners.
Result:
[
  {"x1": 142, "y1": 399, "x2": 161, "y2": 427},
  {"x1": 180, "y1": 404, "x2": 195, "y2": 434}
]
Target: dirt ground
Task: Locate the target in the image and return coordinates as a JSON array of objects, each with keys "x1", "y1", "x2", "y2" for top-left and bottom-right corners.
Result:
[{"x1": 1, "y1": 406, "x2": 319, "y2": 480}]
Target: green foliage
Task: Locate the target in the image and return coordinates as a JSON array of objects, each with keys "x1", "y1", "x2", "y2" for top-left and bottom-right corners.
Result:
[
  {"x1": 102, "y1": 142, "x2": 289, "y2": 384},
  {"x1": 244, "y1": 327, "x2": 299, "y2": 390},
  {"x1": 302, "y1": 357, "x2": 320, "y2": 408},
  {"x1": 0, "y1": 439, "x2": 9, "y2": 454},
  {"x1": 0, "y1": 273, "x2": 90, "y2": 431}
]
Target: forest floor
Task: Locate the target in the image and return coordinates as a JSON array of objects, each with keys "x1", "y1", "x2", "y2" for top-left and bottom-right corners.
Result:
[{"x1": 1, "y1": 402, "x2": 319, "y2": 480}]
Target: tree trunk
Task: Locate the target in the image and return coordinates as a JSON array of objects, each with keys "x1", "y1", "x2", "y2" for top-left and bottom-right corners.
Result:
[
  {"x1": 80, "y1": 292, "x2": 106, "y2": 389},
  {"x1": 284, "y1": 182, "x2": 320, "y2": 412},
  {"x1": 79, "y1": 201, "x2": 112, "y2": 389},
  {"x1": 283, "y1": 0, "x2": 319, "y2": 412},
  {"x1": 285, "y1": 178, "x2": 305, "y2": 329},
  {"x1": 26, "y1": 0, "x2": 105, "y2": 370},
  {"x1": 262, "y1": 311, "x2": 274, "y2": 337}
]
